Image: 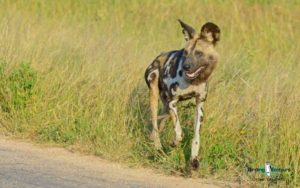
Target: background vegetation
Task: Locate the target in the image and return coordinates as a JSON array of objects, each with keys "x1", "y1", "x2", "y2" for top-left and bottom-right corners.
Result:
[{"x1": 0, "y1": 0, "x2": 299, "y2": 186}]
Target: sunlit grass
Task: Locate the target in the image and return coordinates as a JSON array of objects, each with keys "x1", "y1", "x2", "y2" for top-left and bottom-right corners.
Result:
[{"x1": 0, "y1": 0, "x2": 299, "y2": 186}]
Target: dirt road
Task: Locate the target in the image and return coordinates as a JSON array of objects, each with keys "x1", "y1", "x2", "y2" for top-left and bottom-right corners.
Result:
[{"x1": 0, "y1": 138, "x2": 235, "y2": 188}]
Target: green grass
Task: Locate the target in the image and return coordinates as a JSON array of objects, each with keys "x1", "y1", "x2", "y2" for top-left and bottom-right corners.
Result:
[{"x1": 0, "y1": 0, "x2": 299, "y2": 186}]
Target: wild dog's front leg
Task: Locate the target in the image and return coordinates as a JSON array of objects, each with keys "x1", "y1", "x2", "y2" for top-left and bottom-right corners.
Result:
[
  {"x1": 190, "y1": 97, "x2": 204, "y2": 169},
  {"x1": 169, "y1": 100, "x2": 183, "y2": 146}
]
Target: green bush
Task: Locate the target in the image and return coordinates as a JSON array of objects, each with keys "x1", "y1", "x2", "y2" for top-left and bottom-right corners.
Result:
[{"x1": 8, "y1": 63, "x2": 37, "y2": 110}]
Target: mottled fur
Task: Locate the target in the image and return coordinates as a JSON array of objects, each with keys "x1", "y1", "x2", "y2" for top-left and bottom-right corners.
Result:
[{"x1": 145, "y1": 20, "x2": 220, "y2": 169}]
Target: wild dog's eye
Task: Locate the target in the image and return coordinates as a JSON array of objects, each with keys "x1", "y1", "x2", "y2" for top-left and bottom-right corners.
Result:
[{"x1": 194, "y1": 50, "x2": 203, "y2": 57}]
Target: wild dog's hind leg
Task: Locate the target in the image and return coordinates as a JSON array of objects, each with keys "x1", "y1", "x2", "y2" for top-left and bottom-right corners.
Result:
[
  {"x1": 158, "y1": 102, "x2": 170, "y2": 132},
  {"x1": 190, "y1": 97, "x2": 204, "y2": 169},
  {"x1": 148, "y1": 70, "x2": 162, "y2": 149},
  {"x1": 169, "y1": 100, "x2": 183, "y2": 146}
]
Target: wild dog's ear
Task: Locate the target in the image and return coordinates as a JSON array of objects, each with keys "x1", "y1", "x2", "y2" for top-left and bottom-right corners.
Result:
[
  {"x1": 178, "y1": 19, "x2": 197, "y2": 41},
  {"x1": 200, "y1": 22, "x2": 220, "y2": 45}
]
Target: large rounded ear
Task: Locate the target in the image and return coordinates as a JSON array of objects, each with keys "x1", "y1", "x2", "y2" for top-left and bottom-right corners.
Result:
[
  {"x1": 178, "y1": 19, "x2": 197, "y2": 41},
  {"x1": 200, "y1": 22, "x2": 220, "y2": 45}
]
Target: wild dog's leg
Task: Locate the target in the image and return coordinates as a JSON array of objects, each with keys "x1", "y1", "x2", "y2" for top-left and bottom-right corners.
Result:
[
  {"x1": 190, "y1": 97, "x2": 204, "y2": 169},
  {"x1": 158, "y1": 103, "x2": 170, "y2": 132},
  {"x1": 169, "y1": 100, "x2": 183, "y2": 146},
  {"x1": 148, "y1": 70, "x2": 162, "y2": 149}
]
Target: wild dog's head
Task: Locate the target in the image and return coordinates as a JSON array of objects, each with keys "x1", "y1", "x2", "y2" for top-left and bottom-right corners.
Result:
[{"x1": 178, "y1": 19, "x2": 220, "y2": 82}]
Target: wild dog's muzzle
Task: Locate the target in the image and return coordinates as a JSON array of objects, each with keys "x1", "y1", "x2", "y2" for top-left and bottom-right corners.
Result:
[
  {"x1": 182, "y1": 60, "x2": 208, "y2": 80},
  {"x1": 184, "y1": 65, "x2": 207, "y2": 79}
]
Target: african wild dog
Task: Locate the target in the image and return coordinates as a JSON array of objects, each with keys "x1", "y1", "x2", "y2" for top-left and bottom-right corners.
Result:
[{"x1": 144, "y1": 19, "x2": 220, "y2": 169}]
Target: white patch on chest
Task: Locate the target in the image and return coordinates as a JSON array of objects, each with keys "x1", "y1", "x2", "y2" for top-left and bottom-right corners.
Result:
[{"x1": 175, "y1": 81, "x2": 207, "y2": 98}]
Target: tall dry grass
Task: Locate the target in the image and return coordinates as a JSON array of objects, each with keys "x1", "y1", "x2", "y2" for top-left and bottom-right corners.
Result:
[{"x1": 0, "y1": 0, "x2": 299, "y2": 186}]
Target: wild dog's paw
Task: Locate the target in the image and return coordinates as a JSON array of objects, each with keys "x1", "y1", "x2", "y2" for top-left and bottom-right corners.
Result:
[
  {"x1": 149, "y1": 130, "x2": 159, "y2": 140},
  {"x1": 153, "y1": 139, "x2": 162, "y2": 150},
  {"x1": 170, "y1": 139, "x2": 181, "y2": 147},
  {"x1": 170, "y1": 132, "x2": 184, "y2": 147},
  {"x1": 149, "y1": 131, "x2": 162, "y2": 149},
  {"x1": 190, "y1": 158, "x2": 200, "y2": 170}
]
